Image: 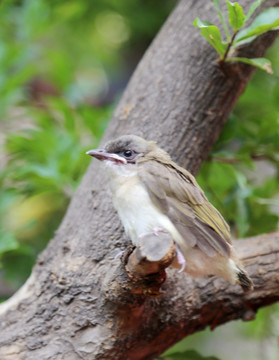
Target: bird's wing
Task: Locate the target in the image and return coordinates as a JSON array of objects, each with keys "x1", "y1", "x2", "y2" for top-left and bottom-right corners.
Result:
[{"x1": 138, "y1": 159, "x2": 231, "y2": 257}]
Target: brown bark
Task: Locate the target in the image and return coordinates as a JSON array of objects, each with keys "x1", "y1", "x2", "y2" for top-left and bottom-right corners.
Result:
[
  {"x1": 1, "y1": 1, "x2": 279, "y2": 359},
  {"x1": 125, "y1": 231, "x2": 176, "y2": 297}
]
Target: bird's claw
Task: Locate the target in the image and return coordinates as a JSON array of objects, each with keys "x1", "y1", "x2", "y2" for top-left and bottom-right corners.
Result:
[
  {"x1": 176, "y1": 246, "x2": 186, "y2": 273},
  {"x1": 114, "y1": 250, "x2": 125, "y2": 259}
]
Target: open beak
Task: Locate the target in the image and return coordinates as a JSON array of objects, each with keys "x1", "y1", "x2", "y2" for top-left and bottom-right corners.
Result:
[{"x1": 86, "y1": 149, "x2": 127, "y2": 164}]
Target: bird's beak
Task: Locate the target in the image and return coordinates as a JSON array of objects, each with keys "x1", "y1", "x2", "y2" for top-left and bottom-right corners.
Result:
[{"x1": 86, "y1": 149, "x2": 127, "y2": 164}]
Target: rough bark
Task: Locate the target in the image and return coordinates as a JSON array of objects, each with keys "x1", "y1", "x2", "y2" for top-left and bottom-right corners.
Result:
[
  {"x1": 1, "y1": 1, "x2": 279, "y2": 359},
  {"x1": 124, "y1": 231, "x2": 177, "y2": 297}
]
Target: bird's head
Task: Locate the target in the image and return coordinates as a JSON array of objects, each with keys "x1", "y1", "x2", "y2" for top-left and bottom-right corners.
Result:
[{"x1": 86, "y1": 134, "x2": 164, "y2": 167}]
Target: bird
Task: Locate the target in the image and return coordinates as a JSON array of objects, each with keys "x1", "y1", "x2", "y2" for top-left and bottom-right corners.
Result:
[{"x1": 87, "y1": 134, "x2": 253, "y2": 291}]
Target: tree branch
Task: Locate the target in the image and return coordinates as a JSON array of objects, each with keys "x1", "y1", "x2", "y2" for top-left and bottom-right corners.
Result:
[
  {"x1": 1, "y1": 1, "x2": 279, "y2": 359},
  {"x1": 124, "y1": 232, "x2": 176, "y2": 297}
]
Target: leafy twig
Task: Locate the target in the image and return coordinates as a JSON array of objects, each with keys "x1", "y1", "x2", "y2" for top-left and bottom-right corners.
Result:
[
  {"x1": 220, "y1": 29, "x2": 239, "y2": 62},
  {"x1": 193, "y1": 1, "x2": 279, "y2": 74}
]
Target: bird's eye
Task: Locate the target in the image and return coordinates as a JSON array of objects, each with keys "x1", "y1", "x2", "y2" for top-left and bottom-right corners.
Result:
[{"x1": 123, "y1": 150, "x2": 133, "y2": 158}]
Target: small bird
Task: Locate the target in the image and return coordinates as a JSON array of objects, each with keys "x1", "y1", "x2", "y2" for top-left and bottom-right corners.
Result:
[{"x1": 87, "y1": 135, "x2": 253, "y2": 291}]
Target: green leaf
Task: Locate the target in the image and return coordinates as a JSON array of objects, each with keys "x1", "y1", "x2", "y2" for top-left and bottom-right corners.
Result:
[
  {"x1": 211, "y1": 0, "x2": 231, "y2": 41},
  {"x1": 0, "y1": 230, "x2": 19, "y2": 255},
  {"x1": 227, "y1": 1, "x2": 246, "y2": 30},
  {"x1": 248, "y1": 202, "x2": 279, "y2": 235},
  {"x1": 193, "y1": 18, "x2": 227, "y2": 56},
  {"x1": 226, "y1": 57, "x2": 273, "y2": 74},
  {"x1": 235, "y1": 7, "x2": 279, "y2": 44},
  {"x1": 211, "y1": 0, "x2": 220, "y2": 9},
  {"x1": 245, "y1": 0, "x2": 264, "y2": 22}
]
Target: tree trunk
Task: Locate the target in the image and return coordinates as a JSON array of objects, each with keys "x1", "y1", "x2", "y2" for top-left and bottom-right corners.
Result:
[{"x1": 1, "y1": 1, "x2": 279, "y2": 359}]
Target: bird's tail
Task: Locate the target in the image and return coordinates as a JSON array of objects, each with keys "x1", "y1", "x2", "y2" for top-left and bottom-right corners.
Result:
[{"x1": 236, "y1": 266, "x2": 254, "y2": 292}]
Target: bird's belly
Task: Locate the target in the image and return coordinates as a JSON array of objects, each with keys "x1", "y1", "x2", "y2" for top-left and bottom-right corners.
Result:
[{"x1": 111, "y1": 178, "x2": 183, "y2": 245}]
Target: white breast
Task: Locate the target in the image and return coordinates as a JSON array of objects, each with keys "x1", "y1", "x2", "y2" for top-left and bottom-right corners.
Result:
[{"x1": 106, "y1": 162, "x2": 183, "y2": 245}]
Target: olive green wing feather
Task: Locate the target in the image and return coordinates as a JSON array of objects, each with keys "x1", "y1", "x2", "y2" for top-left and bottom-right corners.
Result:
[{"x1": 138, "y1": 159, "x2": 231, "y2": 257}]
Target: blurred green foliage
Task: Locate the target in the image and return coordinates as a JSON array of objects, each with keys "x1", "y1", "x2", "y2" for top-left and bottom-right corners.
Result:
[
  {"x1": 0, "y1": 0, "x2": 176, "y2": 289},
  {"x1": 0, "y1": 0, "x2": 278, "y2": 359},
  {"x1": 160, "y1": 350, "x2": 220, "y2": 360}
]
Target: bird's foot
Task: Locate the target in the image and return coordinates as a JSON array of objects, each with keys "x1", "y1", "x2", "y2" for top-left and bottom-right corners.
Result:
[
  {"x1": 114, "y1": 250, "x2": 124, "y2": 259},
  {"x1": 176, "y1": 246, "x2": 186, "y2": 273},
  {"x1": 115, "y1": 245, "x2": 135, "y2": 265}
]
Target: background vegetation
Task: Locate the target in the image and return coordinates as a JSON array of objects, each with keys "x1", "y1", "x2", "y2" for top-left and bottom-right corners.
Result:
[{"x1": 0, "y1": 1, "x2": 278, "y2": 359}]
